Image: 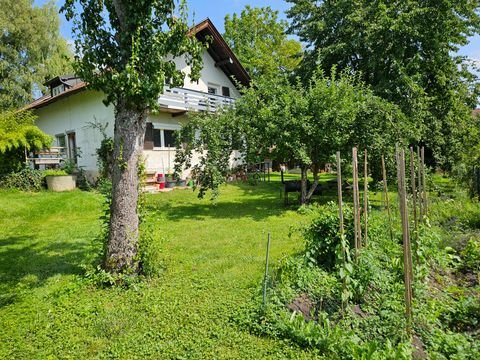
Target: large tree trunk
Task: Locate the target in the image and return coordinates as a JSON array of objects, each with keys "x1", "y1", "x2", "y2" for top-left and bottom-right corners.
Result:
[{"x1": 105, "y1": 99, "x2": 147, "y2": 273}]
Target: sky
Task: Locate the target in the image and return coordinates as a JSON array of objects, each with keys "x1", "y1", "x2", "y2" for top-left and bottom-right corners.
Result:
[{"x1": 35, "y1": 0, "x2": 480, "y2": 66}]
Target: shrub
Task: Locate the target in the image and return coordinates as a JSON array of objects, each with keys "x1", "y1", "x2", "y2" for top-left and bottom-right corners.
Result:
[
  {"x1": 0, "y1": 167, "x2": 44, "y2": 191},
  {"x1": 461, "y1": 237, "x2": 480, "y2": 272},
  {"x1": 43, "y1": 169, "x2": 68, "y2": 176},
  {"x1": 302, "y1": 202, "x2": 354, "y2": 270}
]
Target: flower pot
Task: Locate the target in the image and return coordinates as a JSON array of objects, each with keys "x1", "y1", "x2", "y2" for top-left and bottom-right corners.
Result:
[
  {"x1": 165, "y1": 180, "x2": 176, "y2": 188},
  {"x1": 46, "y1": 175, "x2": 76, "y2": 192}
]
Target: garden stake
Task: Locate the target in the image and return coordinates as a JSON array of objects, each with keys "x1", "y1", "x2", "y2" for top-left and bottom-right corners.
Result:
[
  {"x1": 337, "y1": 151, "x2": 347, "y2": 313},
  {"x1": 352, "y1": 147, "x2": 361, "y2": 259},
  {"x1": 410, "y1": 147, "x2": 419, "y2": 265},
  {"x1": 421, "y1": 147, "x2": 427, "y2": 218},
  {"x1": 336, "y1": 152, "x2": 344, "y2": 236},
  {"x1": 364, "y1": 149, "x2": 368, "y2": 246},
  {"x1": 382, "y1": 155, "x2": 393, "y2": 241},
  {"x1": 396, "y1": 148, "x2": 413, "y2": 338},
  {"x1": 262, "y1": 233, "x2": 271, "y2": 306},
  {"x1": 417, "y1": 147, "x2": 423, "y2": 221}
]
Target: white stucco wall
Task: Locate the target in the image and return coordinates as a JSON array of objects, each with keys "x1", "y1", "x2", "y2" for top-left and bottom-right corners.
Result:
[
  {"x1": 173, "y1": 50, "x2": 241, "y2": 98},
  {"x1": 34, "y1": 50, "x2": 244, "y2": 180},
  {"x1": 35, "y1": 90, "x2": 114, "y2": 176}
]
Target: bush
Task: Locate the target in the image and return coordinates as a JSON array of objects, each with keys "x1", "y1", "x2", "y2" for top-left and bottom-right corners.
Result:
[
  {"x1": 0, "y1": 167, "x2": 44, "y2": 191},
  {"x1": 302, "y1": 202, "x2": 354, "y2": 270},
  {"x1": 43, "y1": 169, "x2": 68, "y2": 176},
  {"x1": 461, "y1": 237, "x2": 480, "y2": 272}
]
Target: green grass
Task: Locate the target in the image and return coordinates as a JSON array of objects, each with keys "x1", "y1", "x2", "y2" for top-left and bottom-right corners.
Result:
[{"x1": 0, "y1": 180, "x2": 323, "y2": 359}]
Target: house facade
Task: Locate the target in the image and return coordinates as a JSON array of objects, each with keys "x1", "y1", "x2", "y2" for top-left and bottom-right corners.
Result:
[{"x1": 24, "y1": 19, "x2": 249, "y2": 180}]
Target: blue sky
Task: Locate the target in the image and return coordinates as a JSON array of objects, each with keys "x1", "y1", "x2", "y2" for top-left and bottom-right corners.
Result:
[{"x1": 36, "y1": 0, "x2": 480, "y2": 65}]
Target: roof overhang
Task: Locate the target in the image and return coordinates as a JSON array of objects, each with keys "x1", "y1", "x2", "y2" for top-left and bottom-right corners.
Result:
[{"x1": 190, "y1": 18, "x2": 250, "y2": 88}]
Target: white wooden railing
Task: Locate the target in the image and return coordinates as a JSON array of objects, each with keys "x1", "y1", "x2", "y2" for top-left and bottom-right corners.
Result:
[{"x1": 158, "y1": 87, "x2": 235, "y2": 112}]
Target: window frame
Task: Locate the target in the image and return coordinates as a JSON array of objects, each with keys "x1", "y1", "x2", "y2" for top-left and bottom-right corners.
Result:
[{"x1": 152, "y1": 124, "x2": 180, "y2": 150}]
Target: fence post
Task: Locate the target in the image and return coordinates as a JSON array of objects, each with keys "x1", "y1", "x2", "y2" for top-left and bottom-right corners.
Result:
[
  {"x1": 396, "y1": 147, "x2": 413, "y2": 338},
  {"x1": 382, "y1": 155, "x2": 394, "y2": 241},
  {"x1": 364, "y1": 149, "x2": 368, "y2": 246}
]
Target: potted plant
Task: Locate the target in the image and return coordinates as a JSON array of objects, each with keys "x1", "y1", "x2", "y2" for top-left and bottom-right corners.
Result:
[
  {"x1": 165, "y1": 170, "x2": 176, "y2": 188},
  {"x1": 44, "y1": 169, "x2": 76, "y2": 191}
]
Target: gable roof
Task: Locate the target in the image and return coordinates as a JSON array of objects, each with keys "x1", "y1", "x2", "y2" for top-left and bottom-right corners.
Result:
[
  {"x1": 24, "y1": 18, "x2": 250, "y2": 111},
  {"x1": 191, "y1": 18, "x2": 250, "y2": 88}
]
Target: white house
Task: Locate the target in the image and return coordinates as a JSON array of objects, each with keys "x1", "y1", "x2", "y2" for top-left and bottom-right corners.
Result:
[{"x1": 24, "y1": 19, "x2": 250, "y2": 181}]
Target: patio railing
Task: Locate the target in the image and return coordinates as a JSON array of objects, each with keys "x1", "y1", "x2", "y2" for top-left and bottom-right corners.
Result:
[{"x1": 158, "y1": 87, "x2": 235, "y2": 112}]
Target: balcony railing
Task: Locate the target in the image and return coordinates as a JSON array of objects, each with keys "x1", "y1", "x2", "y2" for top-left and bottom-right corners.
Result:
[{"x1": 158, "y1": 87, "x2": 235, "y2": 113}]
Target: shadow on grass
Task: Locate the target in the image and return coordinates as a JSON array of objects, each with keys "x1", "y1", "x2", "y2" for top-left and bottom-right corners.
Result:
[
  {"x1": 149, "y1": 181, "x2": 351, "y2": 221},
  {"x1": 0, "y1": 235, "x2": 87, "y2": 307}
]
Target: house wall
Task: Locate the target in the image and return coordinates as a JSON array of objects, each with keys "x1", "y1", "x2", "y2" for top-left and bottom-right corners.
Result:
[
  {"x1": 34, "y1": 50, "x2": 242, "y2": 181},
  {"x1": 173, "y1": 50, "x2": 241, "y2": 98},
  {"x1": 35, "y1": 90, "x2": 114, "y2": 179}
]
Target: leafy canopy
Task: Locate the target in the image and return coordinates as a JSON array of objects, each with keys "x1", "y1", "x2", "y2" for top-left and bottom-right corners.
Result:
[
  {"x1": 176, "y1": 70, "x2": 414, "y2": 200},
  {"x1": 224, "y1": 6, "x2": 302, "y2": 79},
  {"x1": 62, "y1": 0, "x2": 204, "y2": 110},
  {"x1": 0, "y1": 0, "x2": 73, "y2": 110},
  {"x1": 286, "y1": 0, "x2": 480, "y2": 169},
  {"x1": 0, "y1": 110, "x2": 51, "y2": 154}
]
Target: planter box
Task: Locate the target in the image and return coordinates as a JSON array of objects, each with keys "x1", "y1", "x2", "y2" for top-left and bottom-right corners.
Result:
[{"x1": 46, "y1": 175, "x2": 76, "y2": 192}]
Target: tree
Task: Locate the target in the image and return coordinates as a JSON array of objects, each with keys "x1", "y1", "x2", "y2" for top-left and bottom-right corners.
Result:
[
  {"x1": 0, "y1": 0, "x2": 73, "y2": 110},
  {"x1": 176, "y1": 70, "x2": 414, "y2": 204},
  {"x1": 61, "y1": 0, "x2": 203, "y2": 273},
  {"x1": 0, "y1": 110, "x2": 52, "y2": 174},
  {"x1": 286, "y1": 0, "x2": 480, "y2": 169},
  {"x1": 224, "y1": 6, "x2": 302, "y2": 79}
]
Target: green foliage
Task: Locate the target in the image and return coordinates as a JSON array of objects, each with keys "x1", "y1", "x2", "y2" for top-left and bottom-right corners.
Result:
[
  {"x1": 0, "y1": 110, "x2": 52, "y2": 174},
  {"x1": 286, "y1": 0, "x2": 480, "y2": 170},
  {"x1": 0, "y1": 167, "x2": 44, "y2": 191},
  {"x1": 0, "y1": 0, "x2": 73, "y2": 109},
  {"x1": 224, "y1": 6, "x2": 302, "y2": 79},
  {"x1": 43, "y1": 169, "x2": 68, "y2": 176},
  {"x1": 97, "y1": 138, "x2": 114, "y2": 179},
  {"x1": 461, "y1": 237, "x2": 480, "y2": 272},
  {"x1": 302, "y1": 202, "x2": 354, "y2": 270},
  {"x1": 177, "y1": 70, "x2": 412, "y2": 201},
  {"x1": 246, "y1": 185, "x2": 480, "y2": 358},
  {"x1": 61, "y1": 0, "x2": 203, "y2": 111}
]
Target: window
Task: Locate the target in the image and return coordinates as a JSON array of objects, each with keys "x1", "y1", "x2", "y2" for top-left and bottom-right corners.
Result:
[
  {"x1": 52, "y1": 85, "x2": 63, "y2": 97},
  {"x1": 153, "y1": 129, "x2": 162, "y2": 147},
  {"x1": 222, "y1": 86, "x2": 230, "y2": 97},
  {"x1": 164, "y1": 130, "x2": 176, "y2": 148},
  {"x1": 152, "y1": 128, "x2": 176, "y2": 148},
  {"x1": 208, "y1": 83, "x2": 219, "y2": 95},
  {"x1": 55, "y1": 134, "x2": 66, "y2": 148}
]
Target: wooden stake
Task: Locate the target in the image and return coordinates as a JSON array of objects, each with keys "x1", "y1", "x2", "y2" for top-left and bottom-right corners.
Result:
[
  {"x1": 410, "y1": 147, "x2": 419, "y2": 264},
  {"x1": 421, "y1": 147, "x2": 427, "y2": 218},
  {"x1": 396, "y1": 148, "x2": 413, "y2": 337},
  {"x1": 417, "y1": 147, "x2": 423, "y2": 222},
  {"x1": 382, "y1": 155, "x2": 393, "y2": 241},
  {"x1": 352, "y1": 147, "x2": 362, "y2": 258},
  {"x1": 364, "y1": 149, "x2": 368, "y2": 246},
  {"x1": 336, "y1": 152, "x2": 344, "y2": 237},
  {"x1": 337, "y1": 151, "x2": 347, "y2": 313}
]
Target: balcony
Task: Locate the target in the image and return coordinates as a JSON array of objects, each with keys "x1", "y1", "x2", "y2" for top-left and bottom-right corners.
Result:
[{"x1": 158, "y1": 87, "x2": 235, "y2": 114}]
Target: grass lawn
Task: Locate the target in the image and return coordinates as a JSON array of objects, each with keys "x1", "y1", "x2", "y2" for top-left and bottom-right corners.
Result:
[{"x1": 0, "y1": 179, "x2": 324, "y2": 359}]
